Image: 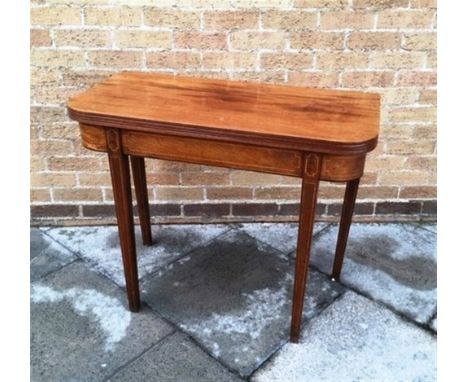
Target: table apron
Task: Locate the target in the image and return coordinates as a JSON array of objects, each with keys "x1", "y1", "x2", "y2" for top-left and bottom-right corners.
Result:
[{"x1": 80, "y1": 123, "x2": 365, "y2": 181}]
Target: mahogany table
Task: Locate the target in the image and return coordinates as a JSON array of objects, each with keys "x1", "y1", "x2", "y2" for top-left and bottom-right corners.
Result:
[{"x1": 67, "y1": 72, "x2": 380, "y2": 343}]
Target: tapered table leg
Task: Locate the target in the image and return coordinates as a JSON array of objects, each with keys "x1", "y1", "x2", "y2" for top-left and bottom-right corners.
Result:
[
  {"x1": 290, "y1": 154, "x2": 321, "y2": 343},
  {"x1": 107, "y1": 129, "x2": 140, "y2": 312},
  {"x1": 331, "y1": 178, "x2": 360, "y2": 281},
  {"x1": 130, "y1": 156, "x2": 153, "y2": 246}
]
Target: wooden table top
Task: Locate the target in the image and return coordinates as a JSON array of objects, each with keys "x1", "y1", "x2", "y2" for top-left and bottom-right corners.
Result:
[{"x1": 68, "y1": 72, "x2": 380, "y2": 155}]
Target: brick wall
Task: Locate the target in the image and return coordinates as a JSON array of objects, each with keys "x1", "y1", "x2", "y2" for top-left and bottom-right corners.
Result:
[{"x1": 30, "y1": 0, "x2": 437, "y2": 225}]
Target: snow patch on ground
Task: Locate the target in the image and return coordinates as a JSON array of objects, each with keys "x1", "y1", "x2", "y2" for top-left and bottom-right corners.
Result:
[
  {"x1": 212, "y1": 343, "x2": 220, "y2": 358},
  {"x1": 46, "y1": 225, "x2": 228, "y2": 286},
  {"x1": 31, "y1": 283, "x2": 131, "y2": 352},
  {"x1": 252, "y1": 292, "x2": 436, "y2": 382},
  {"x1": 204, "y1": 286, "x2": 288, "y2": 339},
  {"x1": 176, "y1": 256, "x2": 191, "y2": 265},
  {"x1": 239, "y1": 222, "x2": 328, "y2": 254},
  {"x1": 431, "y1": 317, "x2": 437, "y2": 331},
  {"x1": 182, "y1": 286, "x2": 289, "y2": 339},
  {"x1": 313, "y1": 223, "x2": 436, "y2": 323},
  {"x1": 179, "y1": 282, "x2": 293, "y2": 360}
]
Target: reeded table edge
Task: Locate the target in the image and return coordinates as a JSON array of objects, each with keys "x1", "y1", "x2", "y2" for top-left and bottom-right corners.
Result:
[{"x1": 68, "y1": 106, "x2": 379, "y2": 156}]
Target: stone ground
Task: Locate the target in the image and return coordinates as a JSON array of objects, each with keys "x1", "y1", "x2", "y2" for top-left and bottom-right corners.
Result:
[{"x1": 31, "y1": 222, "x2": 436, "y2": 382}]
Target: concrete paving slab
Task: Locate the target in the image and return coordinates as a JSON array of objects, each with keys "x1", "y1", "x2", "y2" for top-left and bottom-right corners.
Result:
[
  {"x1": 31, "y1": 228, "x2": 51, "y2": 259},
  {"x1": 142, "y1": 229, "x2": 344, "y2": 377},
  {"x1": 46, "y1": 224, "x2": 229, "y2": 287},
  {"x1": 431, "y1": 316, "x2": 437, "y2": 332},
  {"x1": 30, "y1": 261, "x2": 173, "y2": 382},
  {"x1": 252, "y1": 292, "x2": 436, "y2": 382},
  {"x1": 30, "y1": 228, "x2": 77, "y2": 280},
  {"x1": 110, "y1": 332, "x2": 242, "y2": 382},
  {"x1": 420, "y1": 223, "x2": 437, "y2": 234},
  {"x1": 238, "y1": 222, "x2": 329, "y2": 254},
  {"x1": 311, "y1": 223, "x2": 436, "y2": 323}
]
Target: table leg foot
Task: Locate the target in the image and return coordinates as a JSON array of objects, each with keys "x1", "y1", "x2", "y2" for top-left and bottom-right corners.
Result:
[
  {"x1": 130, "y1": 156, "x2": 153, "y2": 246},
  {"x1": 331, "y1": 178, "x2": 360, "y2": 281},
  {"x1": 290, "y1": 154, "x2": 321, "y2": 343}
]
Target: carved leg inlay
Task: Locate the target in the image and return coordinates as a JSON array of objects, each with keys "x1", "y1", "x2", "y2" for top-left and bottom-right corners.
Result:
[
  {"x1": 107, "y1": 129, "x2": 141, "y2": 312},
  {"x1": 290, "y1": 153, "x2": 322, "y2": 343}
]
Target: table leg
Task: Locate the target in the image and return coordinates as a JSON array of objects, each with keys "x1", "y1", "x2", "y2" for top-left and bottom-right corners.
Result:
[
  {"x1": 290, "y1": 154, "x2": 321, "y2": 343},
  {"x1": 107, "y1": 129, "x2": 140, "y2": 312},
  {"x1": 130, "y1": 156, "x2": 153, "y2": 246},
  {"x1": 331, "y1": 178, "x2": 360, "y2": 281}
]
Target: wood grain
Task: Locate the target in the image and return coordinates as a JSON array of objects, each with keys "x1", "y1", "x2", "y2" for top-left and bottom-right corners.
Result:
[
  {"x1": 106, "y1": 128, "x2": 140, "y2": 312},
  {"x1": 332, "y1": 178, "x2": 360, "y2": 280},
  {"x1": 80, "y1": 123, "x2": 106, "y2": 151},
  {"x1": 290, "y1": 153, "x2": 322, "y2": 343},
  {"x1": 122, "y1": 129, "x2": 303, "y2": 177},
  {"x1": 69, "y1": 72, "x2": 380, "y2": 155},
  {"x1": 80, "y1": 123, "x2": 367, "y2": 182},
  {"x1": 130, "y1": 156, "x2": 153, "y2": 246},
  {"x1": 69, "y1": 72, "x2": 381, "y2": 343},
  {"x1": 320, "y1": 154, "x2": 366, "y2": 181}
]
